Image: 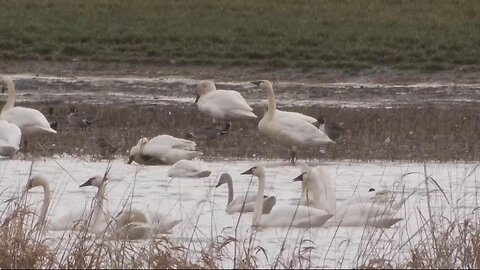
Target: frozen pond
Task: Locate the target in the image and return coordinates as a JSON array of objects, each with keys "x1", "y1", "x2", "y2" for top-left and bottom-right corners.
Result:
[
  {"x1": 0, "y1": 157, "x2": 478, "y2": 268},
  {"x1": 8, "y1": 73, "x2": 480, "y2": 108}
]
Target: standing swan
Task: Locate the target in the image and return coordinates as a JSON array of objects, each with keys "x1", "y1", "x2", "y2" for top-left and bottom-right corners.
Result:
[
  {"x1": 259, "y1": 99, "x2": 317, "y2": 124},
  {"x1": 80, "y1": 175, "x2": 180, "y2": 240},
  {"x1": 0, "y1": 120, "x2": 21, "y2": 157},
  {"x1": 293, "y1": 165, "x2": 403, "y2": 228},
  {"x1": 215, "y1": 173, "x2": 276, "y2": 214},
  {"x1": 128, "y1": 135, "x2": 203, "y2": 165},
  {"x1": 252, "y1": 80, "x2": 333, "y2": 163},
  {"x1": 195, "y1": 80, "x2": 257, "y2": 125},
  {"x1": 241, "y1": 165, "x2": 333, "y2": 228},
  {"x1": 0, "y1": 76, "x2": 57, "y2": 150}
]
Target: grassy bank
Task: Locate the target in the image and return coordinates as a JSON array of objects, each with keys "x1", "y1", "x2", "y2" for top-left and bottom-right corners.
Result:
[
  {"x1": 16, "y1": 101, "x2": 480, "y2": 162},
  {"x1": 1, "y1": 0, "x2": 480, "y2": 71}
]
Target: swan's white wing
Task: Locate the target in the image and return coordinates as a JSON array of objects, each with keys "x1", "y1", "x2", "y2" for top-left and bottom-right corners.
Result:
[
  {"x1": 148, "y1": 211, "x2": 181, "y2": 234},
  {"x1": 0, "y1": 120, "x2": 21, "y2": 148},
  {"x1": 0, "y1": 107, "x2": 56, "y2": 134},
  {"x1": 261, "y1": 206, "x2": 332, "y2": 227},
  {"x1": 329, "y1": 202, "x2": 400, "y2": 227},
  {"x1": 168, "y1": 160, "x2": 211, "y2": 178},
  {"x1": 277, "y1": 110, "x2": 317, "y2": 124},
  {"x1": 198, "y1": 90, "x2": 256, "y2": 120},
  {"x1": 226, "y1": 194, "x2": 258, "y2": 213},
  {"x1": 149, "y1": 135, "x2": 196, "y2": 150},
  {"x1": 262, "y1": 114, "x2": 332, "y2": 146},
  {"x1": 300, "y1": 167, "x2": 336, "y2": 214}
]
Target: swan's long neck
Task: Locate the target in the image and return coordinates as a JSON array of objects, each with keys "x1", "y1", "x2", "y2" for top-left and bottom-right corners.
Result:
[
  {"x1": 94, "y1": 182, "x2": 106, "y2": 223},
  {"x1": 252, "y1": 173, "x2": 265, "y2": 226},
  {"x1": 37, "y1": 181, "x2": 51, "y2": 229},
  {"x1": 226, "y1": 178, "x2": 234, "y2": 205},
  {"x1": 2, "y1": 79, "x2": 16, "y2": 113},
  {"x1": 265, "y1": 84, "x2": 276, "y2": 120}
]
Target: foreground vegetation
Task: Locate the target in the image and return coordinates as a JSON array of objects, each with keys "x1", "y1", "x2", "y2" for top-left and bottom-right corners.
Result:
[{"x1": 1, "y1": 0, "x2": 479, "y2": 71}]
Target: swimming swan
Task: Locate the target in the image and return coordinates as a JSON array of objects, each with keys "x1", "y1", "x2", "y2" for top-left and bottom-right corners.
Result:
[
  {"x1": 259, "y1": 99, "x2": 317, "y2": 124},
  {"x1": 79, "y1": 175, "x2": 181, "y2": 240},
  {"x1": 241, "y1": 165, "x2": 333, "y2": 228},
  {"x1": 128, "y1": 135, "x2": 203, "y2": 165},
  {"x1": 252, "y1": 80, "x2": 333, "y2": 163},
  {"x1": 293, "y1": 165, "x2": 403, "y2": 228},
  {"x1": 215, "y1": 173, "x2": 276, "y2": 214},
  {"x1": 0, "y1": 120, "x2": 21, "y2": 157},
  {"x1": 195, "y1": 80, "x2": 257, "y2": 123},
  {"x1": 0, "y1": 76, "x2": 57, "y2": 139},
  {"x1": 168, "y1": 160, "x2": 212, "y2": 178}
]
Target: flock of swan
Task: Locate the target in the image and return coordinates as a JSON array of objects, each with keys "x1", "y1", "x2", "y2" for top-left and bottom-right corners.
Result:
[{"x1": 0, "y1": 75, "x2": 403, "y2": 241}]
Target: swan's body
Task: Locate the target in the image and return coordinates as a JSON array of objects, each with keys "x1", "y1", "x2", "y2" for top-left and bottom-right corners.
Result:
[
  {"x1": 0, "y1": 76, "x2": 57, "y2": 138},
  {"x1": 128, "y1": 135, "x2": 202, "y2": 165},
  {"x1": 215, "y1": 173, "x2": 276, "y2": 214},
  {"x1": 293, "y1": 164, "x2": 336, "y2": 214},
  {"x1": 293, "y1": 165, "x2": 403, "y2": 228},
  {"x1": 168, "y1": 160, "x2": 212, "y2": 178},
  {"x1": 252, "y1": 80, "x2": 333, "y2": 163},
  {"x1": 317, "y1": 116, "x2": 345, "y2": 141},
  {"x1": 0, "y1": 120, "x2": 21, "y2": 157},
  {"x1": 80, "y1": 175, "x2": 181, "y2": 240},
  {"x1": 195, "y1": 80, "x2": 257, "y2": 122},
  {"x1": 241, "y1": 166, "x2": 332, "y2": 228},
  {"x1": 259, "y1": 99, "x2": 317, "y2": 124}
]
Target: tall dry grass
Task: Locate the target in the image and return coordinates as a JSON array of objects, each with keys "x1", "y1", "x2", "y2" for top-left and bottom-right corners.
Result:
[{"x1": 14, "y1": 101, "x2": 480, "y2": 162}]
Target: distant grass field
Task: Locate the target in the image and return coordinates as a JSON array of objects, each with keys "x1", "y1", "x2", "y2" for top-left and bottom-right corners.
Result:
[{"x1": 1, "y1": 0, "x2": 480, "y2": 71}]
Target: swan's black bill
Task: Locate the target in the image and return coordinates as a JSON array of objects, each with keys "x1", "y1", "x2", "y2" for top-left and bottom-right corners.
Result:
[
  {"x1": 369, "y1": 187, "x2": 376, "y2": 192},
  {"x1": 127, "y1": 156, "x2": 134, "y2": 164},
  {"x1": 215, "y1": 182, "x2": 222, "y2": 188},
  {"x1": 292, "y1": 173, "x2": 305, "y2": 182},
  {"x1": 251, "y1": 81, "x2": 262, "y2": 86},
  {"x1": 194, "y1": 94, "x2": 200, "y2": 104},
  {"x1": 241, "y1": 167, "x2": 254, "y2": 175},
  {"x1": 79, "y1": 177, "x2": 94, "y2": 187},
  {"x1": 26, "y1": 178, "x2": 34, "y2": 189}
]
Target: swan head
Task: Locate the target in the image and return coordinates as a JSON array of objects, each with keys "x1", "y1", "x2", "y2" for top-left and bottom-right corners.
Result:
[
  {"x1": 292, "y1": 172, "x2": 307, "y2": 182},
  {"x1": 79, "y1": 175, "x2": 106, "y2": 188},
  {"x1": 1, "y1": 75, "x2": 13, "y2": 93},
  {"x1": 317, "y1": 116, "x2": 325, "y2": 125},
  {"x1": 215, "y1": 173, "x2": 232, "y2": 188},
  {"x1": 240, "y1": 165, "x2": 265, "y2": 177},
  {"x1": 251, "y1": 80, "x2": 273, "y2": 90},
  {"x1": 369, "y1": 188, "x2": 376, "y2": 192},
  {"x1": 195, "y1": 80, "x2": 216, "y2": 103},
  {"x1": 128, "y1": 137, "x2": 148, "y2": 164},
  {"x1": 26, "y1": 175, "x2": 48, "y2": 190}
]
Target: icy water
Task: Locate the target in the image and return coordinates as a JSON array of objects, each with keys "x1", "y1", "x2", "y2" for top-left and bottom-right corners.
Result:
[
  {"x1": 0, "y1": 157, "x2": 477, "y2": 268},
  {"x1": 9, "y1": 73, "x2": 480, "y2": 108}
]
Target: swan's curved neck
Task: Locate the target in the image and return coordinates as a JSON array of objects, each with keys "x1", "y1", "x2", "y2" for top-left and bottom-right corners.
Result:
[
  {"x1": 2, "y1": 79, "x2": 16, "y2": 113},
  {"x1": 226, "y1": 178, "x2": 234, "y2": 205},
  {"x1": 264, "y1": 84, "x2": 276, "y2": 120},
  {"x1": 37, "y1": 182, "x2": 51, "y2": 229},
  {"x1": 253, "y1": 173, "x2": 265, "y2": 226},
  {"x1": 94, "y1": 182, "x2": 106, "y2": 222}
]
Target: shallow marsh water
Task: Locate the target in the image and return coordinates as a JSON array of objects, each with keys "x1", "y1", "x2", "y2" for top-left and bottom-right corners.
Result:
[{"x1": 0, "y1": 157, "x2": 477, "y2": 268}]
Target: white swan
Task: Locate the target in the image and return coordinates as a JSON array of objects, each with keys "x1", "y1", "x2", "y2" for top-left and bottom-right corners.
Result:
[
  {"x1": 241, "y1": 165, "x2": 333, "y2": 228},
  {"x1": 252, "y1": 80, "x2": 333, "y2": 163},
  {"x1": 79, "y1": 175, "x2": 181, "y2": 240},
  {"x1": 292, "y1": 162, "x2": 336, "y2": 214},
  {"x1": 167, "y1": 160, "x2": 212, "y2": 178},
  {"x1": 0, "y1": 76, "x2": 57, "y2": 139},
  {"x1": 259, "y1": 99, "x2": 317, "y2": 124},
  {"x1": 128, "y1": 135, "x2": 203, "y2": 165},
  {"x1": 293, "y1": 164, "x2": 403, "y2": 228},
  {"x1": 24, "y1": 175, "x2": 51, "y2": 230},
  {"x1": 0, "y1": 120, "x2": 21, "y2": 157},
  {"x1": 195, "y1": 80, "x2": 257, "y2": 123},
  {"x1": 215, "y1": 173, "x2": 276, "y2": 214}
]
